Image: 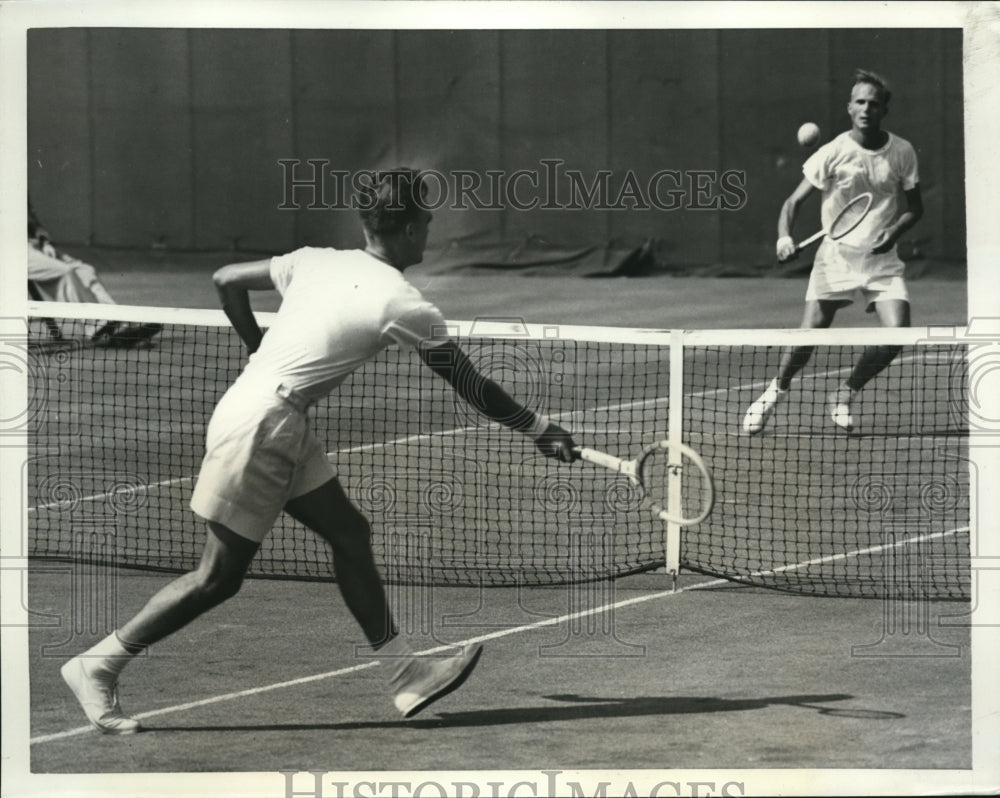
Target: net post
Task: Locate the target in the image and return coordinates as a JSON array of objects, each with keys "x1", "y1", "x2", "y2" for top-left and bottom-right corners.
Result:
[{"x1": 666, "y1": 329, "x2": 684, "y2": 589}]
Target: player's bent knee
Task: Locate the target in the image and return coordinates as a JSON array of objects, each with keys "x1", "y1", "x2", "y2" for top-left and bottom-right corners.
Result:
[
  {"x1": 193, "y1": 569, "x2": 245, "y2": 604},
  {"x1": 195, "y1": 526, "x2": 255, "y2": 604},
  {"x1": 323, "y1": 509, "x2": 373, "y2": 553},
  {"x1": 340, "y1": 510, "x2": 373, "y2": 545}
]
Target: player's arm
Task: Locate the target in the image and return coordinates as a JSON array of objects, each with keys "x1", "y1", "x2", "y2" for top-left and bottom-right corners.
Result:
[
  {"x1": 776, "y1": 178, "x2": 817, "y2": 262},
  {"x1": 418, "y1": 340, "x2": 578, "y2": 462},
  {"x1": 870, "y1": 185, "x2": 923, "y2": 254},
  {"x1": 212, "y1": 259, "x2": 275, "y2": 354}
]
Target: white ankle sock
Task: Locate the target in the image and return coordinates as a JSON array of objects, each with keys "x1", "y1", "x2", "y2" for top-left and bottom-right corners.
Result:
[
  {"x1": 377, "y1": 635, "x2": 415, "y2": 658},
  {"x1": 83, "y1": 632, "x2": 142, "y2": 676}
]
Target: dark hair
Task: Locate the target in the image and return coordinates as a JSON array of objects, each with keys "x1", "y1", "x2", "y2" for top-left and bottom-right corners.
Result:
[
  {"x1": 853, "y1": 68, "x2": 892, "y2": 105},
  {"x1": 358, "y1": 168, "x2": 427, "y2": 236}
]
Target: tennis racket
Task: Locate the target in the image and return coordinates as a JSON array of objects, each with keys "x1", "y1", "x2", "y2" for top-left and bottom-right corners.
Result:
[
  {"x1": 573, "y1": 441, "x2": 715, "y2": 526},
  {"x1": 796, "y1": 191, "x2": 874, "y2": 251}
]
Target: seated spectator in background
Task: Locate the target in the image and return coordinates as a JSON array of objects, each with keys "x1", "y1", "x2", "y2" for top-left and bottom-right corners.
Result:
[{"x1": 28, "y1": 199, "x2": 160, "y2": 346}]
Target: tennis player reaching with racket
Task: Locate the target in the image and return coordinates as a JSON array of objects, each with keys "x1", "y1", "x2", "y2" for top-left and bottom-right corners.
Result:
[
  {"x1": 743, "y1": 69, "x2": 924, "y2": 434},
  {"x1": 61, "y1": 169, "x2": 578, "y2": 734}
]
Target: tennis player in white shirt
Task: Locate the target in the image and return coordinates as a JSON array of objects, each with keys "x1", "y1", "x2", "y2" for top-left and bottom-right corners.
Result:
[
  {"x1": 61, "y1": 168, "x2": 578, "y2": 734},
  {"x1": 743, "y1": 69, "x2": 924, "y2": 434}
]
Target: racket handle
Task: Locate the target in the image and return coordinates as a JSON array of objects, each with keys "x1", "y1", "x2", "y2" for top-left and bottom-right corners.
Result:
[
  {"x1": 574, "y1": 446, "x2": 631, "y2": 475},
  {"x1": 795, "y1": 229, "x2": 826, "y2": 251}
]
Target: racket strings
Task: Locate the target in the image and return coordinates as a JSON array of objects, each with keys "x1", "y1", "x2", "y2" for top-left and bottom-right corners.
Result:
[
  {"x1": 828, "y1": 192, "x2": 873, "y2": 239},
  {"x1": 638, "y1": 448, "x2": 712, "y2": 525}
]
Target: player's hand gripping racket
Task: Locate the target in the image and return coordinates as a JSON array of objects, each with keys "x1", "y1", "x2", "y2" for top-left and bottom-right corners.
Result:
[
  {"x1": 796, "y1": 192, "x2": 874, "y2": 251},
  {"x1": 573, "y1": 441, "x2": 715, "y2": 526}
]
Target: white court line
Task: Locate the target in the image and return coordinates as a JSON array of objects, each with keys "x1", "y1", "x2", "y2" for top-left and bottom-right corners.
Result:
[
  {"x1": 721, "y1": 431, "x2": 963, "y2": 439},
  {"x1": 30, "y1": 522, "x2": 967, "y2": 746},
  {"x1": 28, "y1": 475, "x2": 196, "y2": 513},
  {"x1": 29, "y1": 351, "x2": 910, "y2": 512},
  {"x1": 29, "y1": 582, "x2": 723, "y2": 745},
  {"x1": 741, "y1": 526, "x2": 969, "y2": 578}
]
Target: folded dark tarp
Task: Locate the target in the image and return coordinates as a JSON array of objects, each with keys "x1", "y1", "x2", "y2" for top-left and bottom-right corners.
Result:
[
  {"x1": 421, "y1": 235, "x2": 658, "y2": 277},
  {"x1": 421, "y1": 236, "x2": 965, "y2": 280}
]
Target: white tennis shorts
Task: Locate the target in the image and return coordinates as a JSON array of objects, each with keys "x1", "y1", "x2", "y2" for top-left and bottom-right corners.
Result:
[
  {"x1": 190, "y1": 382, "x2": 335, "y2": 542},
  {"x1": 806, "y1": 239, "x2": 909, "y2": 311}
]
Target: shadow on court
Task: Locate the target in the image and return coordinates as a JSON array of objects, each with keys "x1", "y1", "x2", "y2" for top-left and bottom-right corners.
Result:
[
  {"x1": 142, "y1": 692, "x2": 904, "y2": 734},
  {"x1": 25, "y1": 268, "x2": 971, "y2": 773}
]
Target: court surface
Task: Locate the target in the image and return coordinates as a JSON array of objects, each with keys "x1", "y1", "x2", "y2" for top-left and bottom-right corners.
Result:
[
  {"x1": 25, "y1": 254, "x2": 971, "y2": 774},
  {"x1": 29, "y1": 570, "x2": 970, "y2": 772}
]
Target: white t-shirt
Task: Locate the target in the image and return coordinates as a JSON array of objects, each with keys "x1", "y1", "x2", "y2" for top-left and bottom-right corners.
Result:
[
  {"x1": 802, "y1": 131, "x2": 919, "y2": 249},
  {"x1": 236, "y1": 247, "x2": 447, "y2": 403}
]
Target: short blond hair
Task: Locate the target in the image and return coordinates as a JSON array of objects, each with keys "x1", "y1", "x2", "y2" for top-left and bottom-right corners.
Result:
[{"x1": 853, "y1": 69, "x2": 892, "y2": 105}]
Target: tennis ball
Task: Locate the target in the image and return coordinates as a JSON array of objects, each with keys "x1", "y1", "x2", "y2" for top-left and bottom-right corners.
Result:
[{"x1": 797, "y1": 122, "x2": 821, "y2": 147}]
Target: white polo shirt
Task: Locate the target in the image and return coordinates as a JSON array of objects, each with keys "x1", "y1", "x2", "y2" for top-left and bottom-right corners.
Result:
[
  {"x1": 237, "y1": 247, "x2": 448, "y2": 404},
  {"x1": 802, "y1": 130, "x2": 919, "y2": 250}
]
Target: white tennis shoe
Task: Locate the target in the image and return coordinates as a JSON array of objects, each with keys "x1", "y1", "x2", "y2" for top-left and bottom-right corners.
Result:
[
  {"x1": 60, "y1": 655, "x2": 141, "y2": 735},
  {"x1": 828, "y1": 386, "x2": 857, "y2": 431},
  {"x1": 390, "y1": 644, "x2": 483, "y2": 718},
  {"x1": 742, "y1": 379, "x2": 788, "y2": 434}
]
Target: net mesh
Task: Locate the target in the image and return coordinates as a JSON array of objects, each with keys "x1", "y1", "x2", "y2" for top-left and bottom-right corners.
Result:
[
  {"x1": 684, "y1": 344, "x2": 969, "y2": 598},
  {"x1": 26, "y1": 306, "x2": 970, "y2": 599}
]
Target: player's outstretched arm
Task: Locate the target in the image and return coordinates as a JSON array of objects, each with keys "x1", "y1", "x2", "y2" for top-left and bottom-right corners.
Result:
[
  {"x1": 213, "y1": 260, "x2": 275, "y2": 354},
  {"x1": 776, "y1": 178, "x2": 817, "y2": 262},
  {"x1": 418, "y1": 340, "x2": 578, "y2": 462}
]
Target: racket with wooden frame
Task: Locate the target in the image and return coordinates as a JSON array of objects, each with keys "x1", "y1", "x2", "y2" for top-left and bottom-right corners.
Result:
[
  {"x1": 573, "y1": 440, "x2": 715, "y2": 526},
  {"x1": 796, "y1": 191, "x2": 874, "y2": 251}
]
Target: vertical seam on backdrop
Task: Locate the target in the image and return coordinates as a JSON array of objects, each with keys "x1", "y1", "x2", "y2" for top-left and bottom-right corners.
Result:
[
  {"x1": 392, "y1": 31, "x2": 400, "y2": 164},
  {"x1": 937, "y1": 28, "x2": 948, "y2": 253},
  {"x1": 497, "y1": 30, "x2": 506, "y2": 243},
  {"x1": 826, "y1": 31, "x2": 835, "y2": 145},
  {"x1": 187, "y1": 30, "x2": 196, "y2": 249},
  {"x1": 86, "y1": 29, "x2": 96, "y2": 245},
  {"x1": 715, "y1": 31, "x2": 723, "y2": 263},
  {"x1": 604, "y1": 30, "x2": 612, "y2": 245},
  {"x1": 939, "y1": 28, "x2": 947, "y2": 246},
  {"x1": 289, "y1": 30, "x2": 299, "y2": 249}
]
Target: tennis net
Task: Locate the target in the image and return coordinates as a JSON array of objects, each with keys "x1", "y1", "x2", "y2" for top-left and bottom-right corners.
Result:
[{"x1": 26, "y1": 302, "x2": 970, "y2": 599}]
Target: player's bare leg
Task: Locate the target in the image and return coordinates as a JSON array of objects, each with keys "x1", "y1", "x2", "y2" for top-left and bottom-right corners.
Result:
[
  {"x1": 829, "y1": 299, "x2": 911, "y2": 430},
  {"x1": 284, "y1": 479, "x2": 395, "y2": 648},
  {"x1": 744, "y1": 300, "x2": 840, "y2": 433},
  {"x1": 61, "y1": 524, "x2": 258, "y2": 733},
  {"x1": 286, "y1": 478, "x2": 483, "y2": 718},
  {"x1": 118, "y1": 524, "x2": 258, "y2": 644}
]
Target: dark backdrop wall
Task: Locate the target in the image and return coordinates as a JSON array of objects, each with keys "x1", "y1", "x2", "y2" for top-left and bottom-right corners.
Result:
[{"x1": 27, "y1": 28, "x2": 965, "y2": 266}]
